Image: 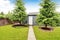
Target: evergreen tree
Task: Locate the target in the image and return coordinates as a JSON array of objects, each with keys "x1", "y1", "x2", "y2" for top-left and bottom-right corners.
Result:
[
  {"x1": 36, "y1": 0, "x2": 60, "y2": 28},
  {"x1": 0, "y1": 12, "x2": 4, "y2": 15},
  {"x1": 12, "y1": 0, "x2": 27, "y2": 24},
  {"x1": 0, "y1": 12, "x2": 5, "y2": 18}
]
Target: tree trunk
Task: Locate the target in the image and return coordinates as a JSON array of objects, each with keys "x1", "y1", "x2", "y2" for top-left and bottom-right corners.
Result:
[
  {"x1": 44, "y1": 22, "x2": 47, "y2": 28},
  {"x1": 45, "y1": 24, "x2": 47, "y2": 28},
  {"x1": 19, "y1": 21, "x2": 21, "y2": 24},
  {"x1": 20, "y1": 21, "x2": 22, "y2": 25}
]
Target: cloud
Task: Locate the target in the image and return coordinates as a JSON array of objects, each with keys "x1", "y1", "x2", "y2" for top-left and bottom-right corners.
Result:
[
  {"x1": 55, "y1": 5, "x2": 60, "y2": 12},
  {"x1": 0, "y1": 0, "x2": 15, "y2": 14},
  {"x1": 25, "y1": 4, "x2": 42, "y2": 14},
  {"x1": 25, "y1": 6, "x2": 40, "y2": 13}
]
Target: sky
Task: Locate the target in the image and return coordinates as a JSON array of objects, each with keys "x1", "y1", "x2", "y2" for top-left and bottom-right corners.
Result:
[{"x1": 0, "y1": 0, "x2": 60, "y2": 14}]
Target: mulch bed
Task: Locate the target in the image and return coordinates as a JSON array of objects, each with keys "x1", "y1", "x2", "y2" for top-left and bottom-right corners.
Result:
[
  {"x1": 12, "y1": 23, "x2": 29, "y2": 27},
  {"x1": 39, "y1": 27, "x2": 53, "y2": 31}
]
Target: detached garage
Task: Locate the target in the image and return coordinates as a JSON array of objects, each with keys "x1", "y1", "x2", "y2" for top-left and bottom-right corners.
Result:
[{"x1": 27, "y1": 12, "x2": 39, "y2": 25}]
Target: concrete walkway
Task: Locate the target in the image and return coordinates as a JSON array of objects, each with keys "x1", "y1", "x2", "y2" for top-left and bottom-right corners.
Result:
[{"x1": 28, "y1": 26, "x2": 36, "y2": 40}]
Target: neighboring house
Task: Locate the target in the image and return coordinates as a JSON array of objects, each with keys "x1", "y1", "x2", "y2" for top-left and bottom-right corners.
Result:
[{"x1": 27, "y1": 12, "x2": 39, "y2": 25}]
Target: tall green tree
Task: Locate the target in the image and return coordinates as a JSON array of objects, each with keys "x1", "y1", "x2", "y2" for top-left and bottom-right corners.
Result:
[
  {"x1": 0, "y1": 12, "x2": 4, "y2": 15},
  {"x1": 12, "y1": 0, "x2": 27, "y2": 24},
  {"x1": 36, "y1": 0, "x2": 60, "y2": 28},
  {"x1": 0, "y1": 12, "x2": 5, "y2": 18},
  {"x1": 6, "y1": 11, "x2": 13, "y2": 21}
]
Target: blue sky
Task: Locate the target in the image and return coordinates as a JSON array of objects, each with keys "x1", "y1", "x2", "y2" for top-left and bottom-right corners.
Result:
[{"x1": 0, "y1": 0, "x2": 60, "y2": 13}]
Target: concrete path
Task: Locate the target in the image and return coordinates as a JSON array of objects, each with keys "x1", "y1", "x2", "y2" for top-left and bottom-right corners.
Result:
[{"x1": 28, "y1": 26, "x2": 36, "y2": 40}]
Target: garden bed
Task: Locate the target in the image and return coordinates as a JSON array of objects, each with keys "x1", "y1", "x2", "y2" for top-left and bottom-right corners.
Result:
[
  {"x1": 40, "y1": 27, "x2": 53, "y2": 31},
  {"x1": 12, "y1": 23, "x2": 29, "y2": 27}
]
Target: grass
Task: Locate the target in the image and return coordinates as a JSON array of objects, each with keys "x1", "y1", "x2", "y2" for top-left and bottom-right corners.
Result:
[
  {"x1": 33, "y1": 26, "x2": 60, "y2": 40},
  {"x1": 0, "y1": 25, "x2": 28, "y2": 40}
]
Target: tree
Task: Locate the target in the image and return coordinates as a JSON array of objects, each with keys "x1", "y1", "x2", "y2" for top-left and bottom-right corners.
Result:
[
  {"x1": 36, "y1": 0, "x2": 60, "y2": 28},
  {"x1": 12, "y1": 0, "x2": 27, "y2": 24},
  {"x1": 0, "y1": 12, "x2": 4, "y2": 15},
  {"x1": 55, "y1": 13, "x2": 60, "y2": 26},
  {"x1": 0, "y1": 12, "x2": 5, "y2": 18},
  {"x1": 6, "y1": 11, "x2": 13, "y2": 21}
]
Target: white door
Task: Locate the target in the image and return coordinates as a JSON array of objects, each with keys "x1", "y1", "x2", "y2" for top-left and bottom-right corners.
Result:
[{"x1": 28, "y1": 16, "x2": 33, "y2": 25}]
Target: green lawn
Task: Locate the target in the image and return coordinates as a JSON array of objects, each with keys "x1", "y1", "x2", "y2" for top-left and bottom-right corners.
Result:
[
  {"x1": 0, "y1": 25, "x2": 28, "y2": 40},
  {"x1": 33, "y1": 26, "x2": 60, "y2": 40}
]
